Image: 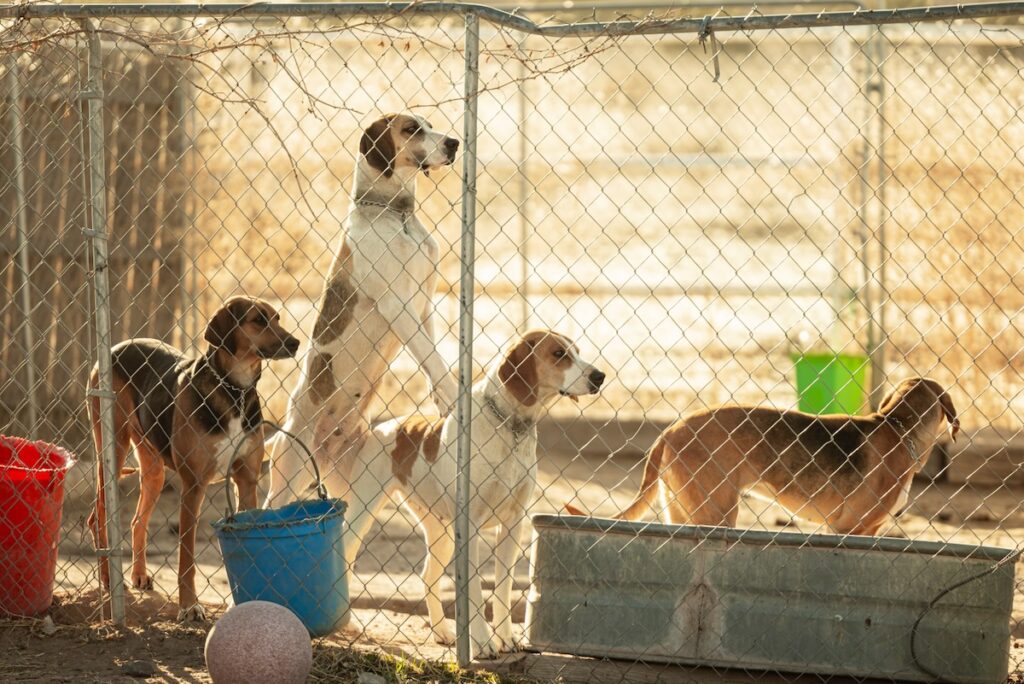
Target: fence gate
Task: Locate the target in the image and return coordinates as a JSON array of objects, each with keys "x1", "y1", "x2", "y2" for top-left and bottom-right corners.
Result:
[{"x1": 1, "y1": 2, "x2": 1024, "y2": 682}]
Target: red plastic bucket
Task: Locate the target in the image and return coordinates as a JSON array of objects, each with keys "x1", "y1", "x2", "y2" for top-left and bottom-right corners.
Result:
[{"x1": 0, "y1": 435, "x2": 76, "y2": 616}]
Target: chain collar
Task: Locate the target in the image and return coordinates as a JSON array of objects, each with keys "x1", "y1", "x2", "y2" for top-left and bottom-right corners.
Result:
[
  {"x1": 483, "y1": 394, "x2": 535, "y2": 442},
  {"x1": 205, "y1": 357, "x2": 249, "y2": 415},
  {"x1": 355, "y1": 198, "x2": 414, "y2": 232},
  {"x1": 888, "y1": 415, "x2": 921, "y2": 464}
]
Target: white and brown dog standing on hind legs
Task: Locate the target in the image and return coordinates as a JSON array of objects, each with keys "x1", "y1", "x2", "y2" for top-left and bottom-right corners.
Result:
[
  {"x1": 332, "y1": 330, "x2": 605, "y2": 659},
  {"x1": 265, "y1": 113, "x2": 460, "y2": 510}
]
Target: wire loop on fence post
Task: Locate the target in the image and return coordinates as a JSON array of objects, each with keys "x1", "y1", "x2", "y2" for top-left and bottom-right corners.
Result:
[
  {"x1": 455, "y1": 9, "x2": 481, "y2": 667},
  {"x1": 697, "y1": 14, "x2": 721, "y2": 82},
  {"x1": 81, "y1": 18, "x2": 126, "y2": 626}
]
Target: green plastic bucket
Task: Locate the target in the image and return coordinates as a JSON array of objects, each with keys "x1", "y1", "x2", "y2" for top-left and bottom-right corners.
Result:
[{"x1": 791, "y1": 352, "x2": 868, "y2": 414}]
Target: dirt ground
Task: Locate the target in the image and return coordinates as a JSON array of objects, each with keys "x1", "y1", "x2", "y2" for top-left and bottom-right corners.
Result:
[
  {"x1": 0, "y1": 599, "x2": 211, "y2": 684},
  {"x1": 0, "y1": 596, "x2": 530, "y2": 684},
  {"x1": 23, "y1": 447, "x2": 1024, "y2": 682}
]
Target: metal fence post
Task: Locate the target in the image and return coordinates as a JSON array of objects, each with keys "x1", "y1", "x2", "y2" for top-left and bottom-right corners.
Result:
[
  {"x1": 515, "y1": 37, "x2": 530, "y2": 332},
  {"x1": 81, "y1": 18, "x2": 126, "y2": 625},
  {"x1": 171, "y1": 20, "x2": 200, "y2": 352},
  {"x1": 864, "y1": 26, "x2": 888, "y2": 410},
  {"x1": 6, "y1": 54, "x2": 39, "y2": 436},
  {"x1": 455, "y1": 9, "x2": 481, "y2": 667},
  {"x1": 853, "y1": 26, "x2": 876, "y2": 408},
  {"x1": 868, "y1": 27, "x2": 889, "y2": 411}
]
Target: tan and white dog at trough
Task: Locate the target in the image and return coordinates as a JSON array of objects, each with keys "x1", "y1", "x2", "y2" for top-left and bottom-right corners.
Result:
[
  {"x1": 566, "y1": 377, "x2": 958, "y2": 536},
  {"x1": 330, "y1": 330, "x2": 605, "y2": 659},
  {"x1": 266, "y1": 113, "x2": 460, "y2": 508}
]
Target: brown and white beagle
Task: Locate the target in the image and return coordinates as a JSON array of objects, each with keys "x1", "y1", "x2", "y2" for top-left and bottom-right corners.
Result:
[
  {"x1": 326, "y1": 329, "x2": 604, "y2": 658},
  {"x1": 266, "y1": 113, "x2": 460, "y2": 510},
  {"x1": 567, "y1": 377, "x2": 958, "y2": 536},
  {"x1": 86, "y1": 296, "x2": 300, "y2": 621}
]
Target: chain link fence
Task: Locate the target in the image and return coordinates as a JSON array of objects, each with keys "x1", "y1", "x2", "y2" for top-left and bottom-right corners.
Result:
[{"x1": 2, "y1": 1, "x2": 1024, "y2": 680}]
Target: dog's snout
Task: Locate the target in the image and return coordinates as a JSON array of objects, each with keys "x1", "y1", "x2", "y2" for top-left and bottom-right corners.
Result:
[
  {"x1": 444, "y1": 137, "x2": 460, "y2": 152},
  {"x1": 588, "y1": 369, "x2": 606, "y2": 391},
  {"x1": 268, "y1": 335, "x2": 300, "y2": 359}
]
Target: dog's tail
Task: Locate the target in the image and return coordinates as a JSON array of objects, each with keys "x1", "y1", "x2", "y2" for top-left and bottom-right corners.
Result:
[
  {"x1": 562, "y1": 436, "x2": 667, "y2": 521},
  {"x1": 563, "y1": 502, "x2": 587, "y2": 516},
  {"x1": 613, "y1": 435, "x2": 667, "y2": 521}
]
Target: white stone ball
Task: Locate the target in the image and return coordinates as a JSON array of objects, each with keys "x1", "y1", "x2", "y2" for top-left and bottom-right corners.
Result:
[{"x1": 205, "y1": 601, "x2": 312, "y2": 684}]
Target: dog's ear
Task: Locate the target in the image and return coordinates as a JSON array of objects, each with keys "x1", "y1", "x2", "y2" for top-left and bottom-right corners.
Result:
[
  {"x1": 360, "y1": 115, "x2": 396, "y2": 179},
  {"x1": 877, "y1": 385, "x2": 902, "y2": 415},
  {"x1": 204, "y1": 299, "x2": 247, "y2": 353},
  {"x1": 499, "y1": 337, "x2": 538, "y2": 407},
  {"x1": 938, "y1": 390, "x2": 960, "y2": 442},
  {"x1": 878, "y1": 377, "x2": 922, "y2": 415}
]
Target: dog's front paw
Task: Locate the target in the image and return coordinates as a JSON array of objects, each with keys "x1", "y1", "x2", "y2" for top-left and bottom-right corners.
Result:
[
  {"x1": 131, "y1": 570, "x2": 153, "y2": 591},
  {"x1": 472, "y1": 629, "x2": 503, "y2": 660},
  {"x1": 431, "y1": 619, "x2": 456, "y2": 646},
  {"x1": 492, "y1": 625, "x2": 520, "y2": 654},
  {"x1": 474, "y1": 640, "x2": 500, "y2": 660},
  {"x1": 177, "y1": 604, "x2": 206, "y2": 623}
]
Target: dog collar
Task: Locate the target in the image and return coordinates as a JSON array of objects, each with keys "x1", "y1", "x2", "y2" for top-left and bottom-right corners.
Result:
[
  {"x1": 206, "y1": 359, "x2": 249, "y2": 414},
  {"x1": 355, "y1": 199, "x2": 414, "y2": 232},
  {"x1": 888, "y1": 416, "x2": 921, "y2": 464},
  {"x1": 482, "y1": 394, "x2": 535, "y2": 440}
]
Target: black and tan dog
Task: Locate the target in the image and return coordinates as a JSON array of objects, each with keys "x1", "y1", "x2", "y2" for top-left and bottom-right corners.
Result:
[
  {"x1": 86, "y1": 296, "x2": 299, "y2": 621},
  {"x1": 567, "y1": 377, "x2": 958, "y2": 536}
]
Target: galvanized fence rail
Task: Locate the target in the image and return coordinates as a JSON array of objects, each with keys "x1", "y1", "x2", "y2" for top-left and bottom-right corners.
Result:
[{"x1": 2, "y1": 1, "x2": 1024, "y2": 681}]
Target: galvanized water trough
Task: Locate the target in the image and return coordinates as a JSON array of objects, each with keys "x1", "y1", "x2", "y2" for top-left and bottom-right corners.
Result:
[{"x1": 525, "y1": 515, "x2": 1018, "y2": 683}]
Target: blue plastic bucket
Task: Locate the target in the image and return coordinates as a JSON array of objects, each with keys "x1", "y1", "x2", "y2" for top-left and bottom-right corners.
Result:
[{"x1": 212, "y1": 497, "x2": 349, "y2": 637}]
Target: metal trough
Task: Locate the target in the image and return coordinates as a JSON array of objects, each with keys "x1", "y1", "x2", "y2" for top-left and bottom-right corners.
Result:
[{"x1": 525, "y1": 515, "x2": 1019, "y2": 683}]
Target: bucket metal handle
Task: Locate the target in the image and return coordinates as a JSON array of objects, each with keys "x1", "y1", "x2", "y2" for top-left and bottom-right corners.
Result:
[{"x1": 224, "y1": 419, "x2": 328, "y2": 520}]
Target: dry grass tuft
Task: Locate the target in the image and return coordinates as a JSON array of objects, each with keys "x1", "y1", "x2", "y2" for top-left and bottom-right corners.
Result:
[{"x1": 310, "y1": 643, "x2": 535, "y2": 684}]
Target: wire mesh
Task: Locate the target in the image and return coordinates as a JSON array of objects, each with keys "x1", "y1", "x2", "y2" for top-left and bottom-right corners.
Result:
[{"x1": 1, "y1": 2, "x2": 1024, "y2": 681}]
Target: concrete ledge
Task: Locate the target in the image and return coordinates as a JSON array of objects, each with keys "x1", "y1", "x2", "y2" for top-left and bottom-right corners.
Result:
[
  {"x1": 537, "y1": 416, "x2": 669, "y2": 460},
  {"x1": 946, "y1": 427, "x2": 1024, "y2": 486}
]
